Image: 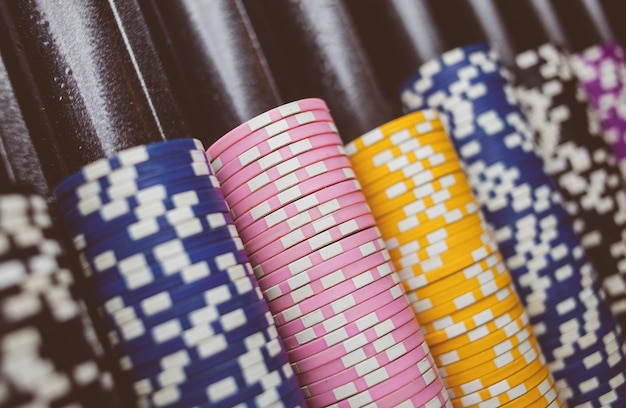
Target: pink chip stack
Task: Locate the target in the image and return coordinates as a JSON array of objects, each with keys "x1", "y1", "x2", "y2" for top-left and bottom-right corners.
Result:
[{"x1": 207, "y1": 98, "x2": 450, "y2": 407}]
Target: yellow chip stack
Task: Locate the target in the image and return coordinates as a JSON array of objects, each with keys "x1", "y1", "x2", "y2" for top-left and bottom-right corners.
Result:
[{"x1": 346, "y1": 110, "x2": 561, "y2": 407}]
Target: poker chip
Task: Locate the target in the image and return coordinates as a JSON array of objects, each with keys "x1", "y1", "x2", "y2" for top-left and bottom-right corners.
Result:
[
  {"x1": 0, "y1": 189, "x2": 118, "y2": 407},
  {"x1": 346, "y1": 110, "x2": 554, "y2": 405},
  {"x1": 208, "y1": 98, "x2": 446, "y2": 406},
  {"x1": 569, "y1": 42, "x2": 626, "y2": 179},
  {"x1": 54, "y1": 139, "x2": 303, "y2": 407},
  {"x1": 512, "y1": 42, "x2": 626, "y2": 334},
  {"x1": 401, "y1": 42, "x2": 626, "y2": 406}
]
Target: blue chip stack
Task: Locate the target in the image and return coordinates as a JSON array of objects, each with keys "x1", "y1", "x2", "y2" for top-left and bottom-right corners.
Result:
[
  {"x1": 54, "y1": 139, "x2": 304, "y2": 408},
  {"x1": 0, "y1": 189, "x2": 118, "y2": 407},
  {"x1": 511, "y1": 43, "x2": 626, "y2": 333},
  {"x1": 401, "y1": 43, "x2": 626, "y2": 406}
]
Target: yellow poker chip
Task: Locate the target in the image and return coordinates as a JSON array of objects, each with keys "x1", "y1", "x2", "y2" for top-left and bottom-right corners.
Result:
[
  {"x1": 499, "y1": 374, "x2": 558, "y2": 408},
  {"x1": 435, "y1": 306, "x2": 530, "y2": 366},
  {"x1": 419, "y1": 285, "x2": 518, "y2": 328},
  {"x1": 389, "y1": 221, "x2": 488, "y2": 269},
  {"x1": 429, "y1": 302, "x2": 527, "y2": 356},
  {"x1": 410, "y1": 263, "x2": 512, "y2": 316},
  {"x1": 445, "y1": 345, "x2": 545, "y2": 398},
  {"x1": 404, "y1": 252, "x2": 504, "y2": 297},
  {"x1": 350, "y1": 135, "x2": 457, "y2": 178},
  {"x1": 370, "y1": 185, "x2": 479, "y2": 235},
  {"x1": 464, "y1": 362, "x2": 553, "y2": 407},
  {"x1": 511, "y1": 379, "x2": 560, "y2": 408},
  {"x1": 355, "y1": 144, "x2": 460, "y2": 192},
  {"x1": 347, "y1": 118, "x2": 446, "y2": 163},
  {"x1": 350, "y1": 134, "x2": 456, "y2": 177},
  {"x1": 398, "y1": 235, "x2": 500, "y2": 287},
  {"x1": 440, "y1": 331, "x2": 539, "y2": 381},
  {"x1": 424, "y1": 296, "x2": 525, "y2": 347},
  {"x1": 364, "y1": 160, "x2": 463, "y2": 204},
  {"x1": 345, "y1": 111, "x2": 443, "y2": 156},
  {"x1": 395, "y1": 229, "x2": 492, "y2": 273},
  {"x1": 386, "y1": 210, "x2": 486, "y2": 257},
  {"x1": 451, "y1": 350, "x2": 548, "y2": 405},
  {"x1": 440, "y1": 334, "x2": 548, "y2": 388}
]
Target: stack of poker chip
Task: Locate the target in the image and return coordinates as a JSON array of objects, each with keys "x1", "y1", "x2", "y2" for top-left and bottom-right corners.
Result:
[
  {"x1": 0, "y1": 189, "x2": 118, "y2": 407},
  {"x1": 401, "y1": 43, "x2": 626, "y2": 406},
  {"x1": 512, "y1": 43, "x2": 626, "y2": 330},
  {"x1": 569, "y1": 42, "x2": 626, "y2": 179},
  {"x1": 53, "y1": 139, "x2": 304, "y2": 408},
  {"x1": 208, "y1": 98, "x2": 450, "y2": 408},
  {"x1": 345, "y1": 109, "x2": 559, "y2": 407}
]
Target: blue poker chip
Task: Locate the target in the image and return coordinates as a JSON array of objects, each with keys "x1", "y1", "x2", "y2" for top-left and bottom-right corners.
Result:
[
  {"x1": 536, "y1": 303, "x2": 615, "y2": 351},
  {"x1": 275, "y1": 382, "x2": 307, "y2": 408},
  {"x1": 458, "y1": 139, "x2": 539, "y2": 169},
  {"x1": 81, "y1": 215, "x2": 238, "y2": 268},
  {"x1": 400, "y1": 42, "x2": 492, "y2": 87},
  {"x1": 565, "y1": 368, "x2": 626, "y2": 408},
  {"x1": 67, "y1": 189, "x2": 229, "y2": 240},
  {"x1": 93, "y1": 240, "x2": 249, "y2": 303},
  {"x1": 54, "y1": 138, "x2": 205, "y2": 197},
  {"x1": 129, "y1": 318, "x2": 279, "y2": 384},
  {"x1": 61, "y1": 175, "x2": 222, "y2": 220},
  {"x1": 86, "y1": 228, "x2": 245, "y2": 280},
  {"x1": 518, "y1": 260, "x2": 598, "y2": 306},
  {"x1": 207, "y1": 371, "x2": 301, "y2": 408},
  {"x1": 108, "y1": 282, "x2": 264, "y2": 353},
  {"x1": 57, "y1": 150, "x2": 210, "y2": 203},
  {"x1": 540, "y1": 315, "x2": 619, "y2": 361},
  {"x1": 141, "y1": 347, "x2": 290, "y2": 408},
  {"x1": 100, "y1": 261, "x2": 254, "y2": 316},
  {"x1": 420, "y1": 76, "x2": 512, "y2": 107},
  {"x1": 553, "y1": 343, "x2": 626, "y2": 399},
  {"x1": 112, "y1": 298, "x2": 270, "y2": 356},
  {"x1": 74, "y1": 200, "x2": 232, "y2": 249},
  {"x1": 136, "y1": 337, "x2": 286, "y2": 396},
  {"x1": 487, "y1": 197, "x2": 569, "y2": 234},
  {"x1": 59, "y1": 160, "x2": 213, "y2": 213},
  {"x1": 119, "y1": 307, "x2": 272, "y2": 369}
]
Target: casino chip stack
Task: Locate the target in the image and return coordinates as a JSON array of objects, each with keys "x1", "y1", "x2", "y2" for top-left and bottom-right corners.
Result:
[
  {"x1": 345, "y1": 109, "x2": 559, "y2": 407},
  {"x1": 569, "y1": 42, "x2": 626, "y2": 180},
  {"x1": 401, "y1": 43, "x2": 626, "y2": 406},
  {"x1": 208, "y1": 98, "x2": 450, "y2": 408},
  {"x1": 0, "y1": 189, "x2": 117, "y2": 407},
  {"x1": 512, "y1": 43, "x2": 626, "y2": 330},
  {"x1": 53, "y1": 139, "x2": 304, "y2": 408}
]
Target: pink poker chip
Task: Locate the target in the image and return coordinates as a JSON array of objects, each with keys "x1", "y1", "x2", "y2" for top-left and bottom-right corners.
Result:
[
  {"x1": 211, "y1": 109, "x2": 334, "y2": 169},
  {"x1": 255, "y1": 227, "x2": 382, "y2": 285},
  {"x1": 297, "y1": 318, "x2": 425, "y2": 388},
  {"x1": 306, "y1": 345, "x2": 435, "y2": 406},
  {"x1": 244, "y1": 191, "x2": 367, "y2": 257},
  {"x1": 218, "y1": 132, "x2": 344, "y2": 195},
  {"x1": 276, "y1": 274, "x2": 401, "y2": 338},
  {"x1": 263, "y1": 242, "x2": 389, "y2": 306},
  {"x1": 238, "y1": 180, "x2": 363, "y2": 242},
  {"x1": 227, "y1": 155, "x2": 353, "y2": 211},
  {"x1": 287, "y1": 304, "x2": 418, "y2": 364},
  {"x1": 248, "y1": 202, "x2": 373, "y2": 265},
  {"x1": 280, "y1": 283, "x2": 407, "y2": 350},
  {"x1": 208, "y1": 98, "x2": 329, "y2": 159},
  {"x1": 230, "y1": 167, "x2": 357, "y2": 220},
  {"x1": 271, "y1": 258, "x2": 394, "y2": 323},
  {"x1": 290, "y1": 306, "x2": 420, "y2": 374},
  {"x1": 371, "y1": 368, "x2": 447, "y2": 408},
  {"x1": 253, "y1": 213, "x2": 377, "y2": 278}
]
